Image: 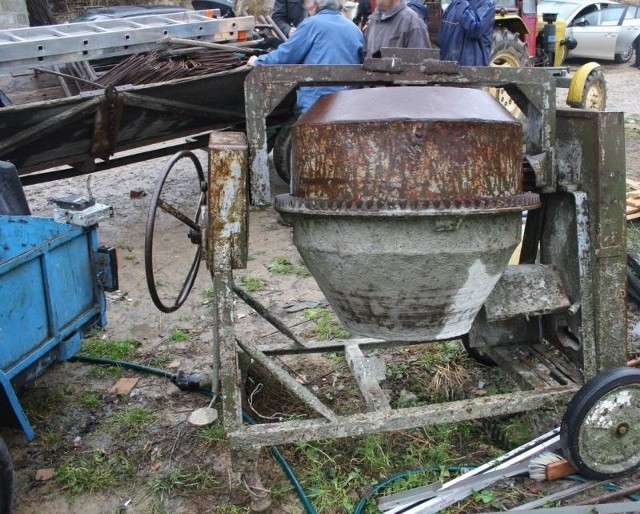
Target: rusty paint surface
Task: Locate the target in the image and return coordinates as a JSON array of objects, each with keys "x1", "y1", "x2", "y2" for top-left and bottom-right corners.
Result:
[
  {"x1": 292, "y1": 87, "x2": 522, "y2": 203},
  {"x1": 207, "y1": 132, "x2": 248, "y2": 271}
]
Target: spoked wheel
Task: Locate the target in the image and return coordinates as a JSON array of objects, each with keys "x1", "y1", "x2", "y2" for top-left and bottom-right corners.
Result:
[
  {"x1": 0, "y1": 437, "x2": 14, "y2": 514},
  {"x1": 145, "y1": 150, "x2": 207, "y2": 313},
  {"x1": 561, "y1": 367, "x2": 640, "y2": 480}
]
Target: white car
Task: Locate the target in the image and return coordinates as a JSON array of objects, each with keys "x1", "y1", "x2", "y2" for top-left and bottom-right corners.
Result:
[{"x1": 538, "y1": 0, "x2": 640, "y2": 62}]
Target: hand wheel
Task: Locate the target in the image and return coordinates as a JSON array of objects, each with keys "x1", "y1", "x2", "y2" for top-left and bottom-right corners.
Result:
[{"x1": 145, "y1": 150, "x2": 207, "y2": 313}]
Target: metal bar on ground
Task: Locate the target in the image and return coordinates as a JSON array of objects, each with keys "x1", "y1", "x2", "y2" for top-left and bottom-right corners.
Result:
[
  {"x1": 232, "y1": 285, "x2": 305, "y2": 348},
  {"x1": 235, "y1": 337, "x2": 339, "y2": 422}
]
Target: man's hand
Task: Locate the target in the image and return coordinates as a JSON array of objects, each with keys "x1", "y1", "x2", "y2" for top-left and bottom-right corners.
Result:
[{"x1": 247, "y1": 55, "x2": 258, "y2": 67}]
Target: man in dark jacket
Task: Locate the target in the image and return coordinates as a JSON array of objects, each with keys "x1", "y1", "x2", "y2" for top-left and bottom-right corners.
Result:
[
  {"x1": 365, "y1": 0, "x2": 431, "y2": 58},
  {"x1": 437, "y1": 0, "x2": 495, "y2": 66},
  {"x1": 272, "y1": 0, "x2": 307, "y2": 37},
  {"x1": 353, "y1": 0, "x2": 375, "y2": 28}
]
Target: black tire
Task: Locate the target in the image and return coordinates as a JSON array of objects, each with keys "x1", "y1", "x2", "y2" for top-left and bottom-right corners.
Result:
[
  {"x1": 627, "y1": 254, "x2": 640, "y2": 304},
  {"x1": 579, "y1": 69, "x2": 607, "y2": 111},
  {"x1": 272, "y1": 117, "x2": 298, "y2": 184},
  {"x1": 491, "y1": 27, "x2": 531, "y2": 68},
  {"x1": 615, "y1": 45, "x2": 633, "y2": 63},
  {"x1": 461, "y1": 334, "x2": 496, "y2": 367},
  {"x1": 0, "y1": 437, "x2": 14, "y2": 514},
  {"x1": 561, "y1": 367, "x2": 640, "y2": 480}
]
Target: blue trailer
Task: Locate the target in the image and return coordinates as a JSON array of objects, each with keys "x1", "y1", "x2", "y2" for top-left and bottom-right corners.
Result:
[{"x1": 0, "y1": 161, "x2": 116, "y2": 512}]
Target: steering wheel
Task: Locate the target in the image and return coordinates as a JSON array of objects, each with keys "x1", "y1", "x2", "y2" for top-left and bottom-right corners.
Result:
[{"x1": 144, "y1": 150, "x2": 207, "y2": 313}]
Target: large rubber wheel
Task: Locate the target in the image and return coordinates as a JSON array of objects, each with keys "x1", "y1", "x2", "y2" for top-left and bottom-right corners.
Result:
[
  {"x1": 272, "y1": 117, "x2": 298, "y2": 184},
  {"x1": 579, "y1": 69, "x2": 607, "y2": 111},
  {"x1": 561, "y1": 367, "x2": 640, "y2": 480},
  {"x1": 489, "y1": 28, "x2": 530, "y2": 117},
  {"x1": 0, "y1": 437, "x2": 14, "y2": 514},
  {"x1": 615, "y1": 45, "x2": 633, "y2": 63}
]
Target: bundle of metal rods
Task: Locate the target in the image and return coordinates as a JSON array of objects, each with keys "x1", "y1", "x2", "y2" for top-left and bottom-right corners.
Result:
[{"x1": 83, "y1": 49, "x2": 245, "y2": 89}]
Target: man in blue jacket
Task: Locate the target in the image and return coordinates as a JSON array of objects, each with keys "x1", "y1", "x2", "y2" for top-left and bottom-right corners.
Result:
[
  {"x1": 248, "y1": 0, "x2": 364, "y2": 112},
  {"x1": 437, "y1": 0, "x2": 495, "y2": 66}
]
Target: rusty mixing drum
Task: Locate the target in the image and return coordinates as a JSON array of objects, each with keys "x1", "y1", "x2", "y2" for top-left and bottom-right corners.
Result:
[{"x1": 275, "y1": 86, "x2": 539, "y2": 341}]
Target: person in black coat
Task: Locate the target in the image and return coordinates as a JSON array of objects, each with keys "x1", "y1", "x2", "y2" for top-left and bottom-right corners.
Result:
[{"x1": 272, "y1": 0, "x2": 307, "y2": 37}]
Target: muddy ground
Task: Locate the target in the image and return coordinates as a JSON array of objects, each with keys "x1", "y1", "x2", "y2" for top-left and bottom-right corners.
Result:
[{"x1": 5, "y1": 60, "x2": 640, "y2": 514}]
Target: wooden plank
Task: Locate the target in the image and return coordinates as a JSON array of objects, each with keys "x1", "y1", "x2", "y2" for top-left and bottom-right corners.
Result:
[
  {"x1": 627, "y1": 198, "x2": 640, "y2": 208},
  {"x1": 627, "y1": 211, "x2": 640, "y2": 221}
]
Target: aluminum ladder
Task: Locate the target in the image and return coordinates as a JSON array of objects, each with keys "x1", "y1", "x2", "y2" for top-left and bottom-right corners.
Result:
[{"x1": 0, "y1": 11, "x2": 254, "y2": 73}]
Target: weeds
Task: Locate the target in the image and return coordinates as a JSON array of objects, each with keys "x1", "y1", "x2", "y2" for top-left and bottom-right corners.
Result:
[
  {"x1": 109, "y1": 406, "x2": 158, "y2": 440},
  {"x1": 55, "y1": 450, "x2": 133, "y2": 495},
  {"x1": 170, "y1": 328, "x2": 190, "y2": 343},
  {"x1": 199, "y1": 421, "x2": 226, "y2": 445},
  {"x1": 203, "y1": 287, "x2": 214, "y2": 302},
  {"x1": 80, "y1": 338, "x2": 139, "y2": 360},
  {"x1": 239, "y1": 275, "x2": 265, "y2": 293},
  {"x1": 303, "y1": 308, "x2": 350, "y2": 340},
  {"x1": 267, "y1": 256, "x2": 311, "y2": 277},
  {"x1": 78, "y1": 389, "x2": 102, "y2": 408},
  {"x1": 147, "y1": 353, "x2": 171, "y2": 368},
  {"x1": 149, "y1": 466, "x2": 218, "y2": 501}
]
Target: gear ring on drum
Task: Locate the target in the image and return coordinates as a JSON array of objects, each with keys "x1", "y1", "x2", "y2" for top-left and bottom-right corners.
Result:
[{"x1": 145, "y1": 150, "x2": 207, "y2": 313}]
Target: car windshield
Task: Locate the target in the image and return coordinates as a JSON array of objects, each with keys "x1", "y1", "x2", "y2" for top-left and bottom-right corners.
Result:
[{"x1": 537, "y1": 1, "x2": 581, "y2": 19}]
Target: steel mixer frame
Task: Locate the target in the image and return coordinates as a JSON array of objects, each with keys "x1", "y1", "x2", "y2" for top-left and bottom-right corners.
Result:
[{"x1": 204, "y1": 55, "x2": 627, "y2": 505}]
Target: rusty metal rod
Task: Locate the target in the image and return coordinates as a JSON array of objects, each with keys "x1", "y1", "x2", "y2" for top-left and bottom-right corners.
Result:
[
  {"x1": 157, "y1": 36, "x2": 258, "y2": 55},
  {"x1": 232, "y1": 285, "x2": 305, "y2": 347},
  {"x1": 235, "y1": 336, "x2": 339, "y2": 422},
  {"x1": 32, "y1": 66, "x2": 103, "y2": 88},
  {"x1": 156, "y1": 198, "x2": 200, "y2": 232},
  {"x1": 575, "y1": 482, "x2": 640, "y2": 505}
]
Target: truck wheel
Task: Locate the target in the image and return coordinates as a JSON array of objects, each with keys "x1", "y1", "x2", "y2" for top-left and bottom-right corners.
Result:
[
  {"x1": 491, "y1": 27, "x2": 531, "y2": 68},
  {"x1": 490, "y1": 28, "x2": 530, "y2": 117},
  {"x1": 0, "y1": 437, "x2": 14, "y2": 514},
  {"x1": 580, "y1": 69, "x2": 607, "y2": 111},
  {"x1": 614, "y1": 45, "x2": 633, "y2": 63}
]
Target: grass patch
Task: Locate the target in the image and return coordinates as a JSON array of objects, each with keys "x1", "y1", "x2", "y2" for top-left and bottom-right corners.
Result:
[
  {"x1": 55, "y1": 450, "x2": 133, "y2": 495},
  {"x1": 203, "y1": 287, "x2": 214, "y2": 302},
  {"x1": 108, "y1": 407, "x2": 158, "y2": 440},
  {"x1": 628, "y1": 221, "x2": 640, "y2": 251},
  {"x1": 80, "y1": 338, "x2": 139, "y2": 360},
  {"x1": 239, "y1": 275, "x2": 265, "y2": 293},
  {"x1": 86, "y1": 365, "x2": 124, "y2": 380},
  {"x1": 170, "y1": 328, "x2": 190, "y2": 343},
  {"x1": 147, "y1": 353, "x2": 172, "y2": 368},
  {"x1": 35, "y1": 431, "x2": 64, "y2": 452},
  {"x1": 78, "y1": 389, "x2": 102, "y2": 408},
  {"x1": 149, "y1": 466, "x2": 218, "y2": 501},
  {"x1": 303, "y1": 308, "x2": 350, "y2": 341},
  {"x1": 199, "y1": 421, "x2": 226, "y2": 445},
  {"x1": 267, "y1": 256, "x2": 311, "y2": 277}
]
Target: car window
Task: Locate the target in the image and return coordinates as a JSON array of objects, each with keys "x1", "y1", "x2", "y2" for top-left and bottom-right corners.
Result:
[
  {"x1": 625, "y1": 6, "x2": 639, "y2": 19},
  {"x1": 538, "y1": 1, "x2": 582, "y2": 19},
  {"x1": 598, "y1": 5, "x2": 626, "y2": 24}
]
